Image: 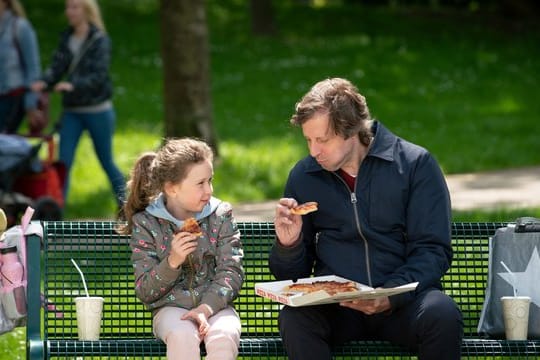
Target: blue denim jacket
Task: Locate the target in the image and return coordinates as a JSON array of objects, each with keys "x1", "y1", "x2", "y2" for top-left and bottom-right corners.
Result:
[
  {"x1": 0, "y1": 10, "x2": 41, "y2": 110},
  {"x1": 269, "y1": 121, "x2": 452, "y2": 310}
]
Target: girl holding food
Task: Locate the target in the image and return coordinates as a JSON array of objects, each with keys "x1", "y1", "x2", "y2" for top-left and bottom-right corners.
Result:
[{"x1": 119, "y1": 137, "x2": 244, "y2": 360}]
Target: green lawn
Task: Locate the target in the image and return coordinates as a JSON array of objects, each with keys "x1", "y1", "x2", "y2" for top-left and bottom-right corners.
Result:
[
  {"x1": 2, "y1": 1, "x2": 539, "y2": 357},
  {"x1": 15, "y1": 0, "x2": 539, "y2": 220}
]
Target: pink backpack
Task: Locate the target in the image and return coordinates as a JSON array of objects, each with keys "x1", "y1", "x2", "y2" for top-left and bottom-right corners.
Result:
[{"x1": 0, "y1": 207, "x2": 34, "y2": 333}]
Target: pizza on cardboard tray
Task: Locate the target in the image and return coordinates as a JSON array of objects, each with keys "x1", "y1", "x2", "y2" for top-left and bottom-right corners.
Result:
[{"x1": 284, "y1": 280, "x2": 358, "y2": 296}]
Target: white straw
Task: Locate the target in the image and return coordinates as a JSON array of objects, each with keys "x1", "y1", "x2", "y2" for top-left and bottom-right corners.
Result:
[
  {"x1": 500, "y1": 261, "x2": 517, "y2": 296},
  {"x1": 71, "y1": 259, "x2": 90, "y2": 297}
]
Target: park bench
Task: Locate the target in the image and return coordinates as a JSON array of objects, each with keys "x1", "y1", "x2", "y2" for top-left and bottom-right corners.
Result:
[{"x1": 26, "y1": 221, "x2": 540, "y2": 359}]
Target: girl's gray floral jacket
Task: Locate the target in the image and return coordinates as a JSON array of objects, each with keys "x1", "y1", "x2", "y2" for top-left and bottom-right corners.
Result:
[{"x1": 130, "y1": 195, "x2": 244, "y2": 315}]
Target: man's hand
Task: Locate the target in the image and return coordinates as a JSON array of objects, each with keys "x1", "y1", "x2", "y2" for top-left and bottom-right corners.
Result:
[
  {"x1": 181, "y1": 304, "x2": 212, "y2": 336},
  {"x1": 274, "y1": 198, "x2": 302, "y2": 247},
  {"x1": 340, "y1": 296, "x2": 391, "y2": 315}
]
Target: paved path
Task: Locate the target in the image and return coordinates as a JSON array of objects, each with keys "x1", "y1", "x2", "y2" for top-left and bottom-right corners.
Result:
[{"x1": 233, "y1": 166, "x2": 540, "y2": 222}]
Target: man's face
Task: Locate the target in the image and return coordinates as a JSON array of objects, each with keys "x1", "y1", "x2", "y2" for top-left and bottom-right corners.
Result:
[{"x1": 301, "y1": 112, "x2": 357, "y2": 172}]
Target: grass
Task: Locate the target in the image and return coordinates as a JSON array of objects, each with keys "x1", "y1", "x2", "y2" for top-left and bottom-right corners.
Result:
[
  {"x1": 2, "y1": 1, "x2": 539, "y2": 357},
  {"x1": 12, "y1": 0, "x2": 539, "y2": 221}
]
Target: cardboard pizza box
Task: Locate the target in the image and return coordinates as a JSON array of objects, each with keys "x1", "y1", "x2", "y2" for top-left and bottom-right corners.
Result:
[{"x1": 255, "y1": 275, "x2": 418, "y2": 307}]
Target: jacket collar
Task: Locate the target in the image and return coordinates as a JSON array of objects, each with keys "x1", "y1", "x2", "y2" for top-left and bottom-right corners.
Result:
[{"x1": 304, "y1": 121, "x2": 397, "y2": 173}]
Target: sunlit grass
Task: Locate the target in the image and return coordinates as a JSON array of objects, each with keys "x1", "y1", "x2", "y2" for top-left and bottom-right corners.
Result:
[{"x1": 19, "y1": 0, "x2": 540, "y2": 220}]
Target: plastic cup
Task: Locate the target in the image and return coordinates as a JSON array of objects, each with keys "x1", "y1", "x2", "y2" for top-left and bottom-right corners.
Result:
[
  {"x1": 501, "y1": 296, "x2": 530, "y2": 340},
  {"x1": 75, "y1": 296, "x2": 104, "y2": 340}
]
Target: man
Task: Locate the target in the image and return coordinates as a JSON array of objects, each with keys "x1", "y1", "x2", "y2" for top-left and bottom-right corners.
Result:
[{"x1": 270, "y1": 78, "x2": 463, "y2": 360}]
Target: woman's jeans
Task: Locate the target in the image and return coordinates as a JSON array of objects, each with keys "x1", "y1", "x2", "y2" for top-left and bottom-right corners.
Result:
[{"x1": 59, "y1": 108, "x2": 125, "y2": 207}]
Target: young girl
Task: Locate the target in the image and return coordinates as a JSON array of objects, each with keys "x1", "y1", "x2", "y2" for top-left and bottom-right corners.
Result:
[{"x1": 119, "y1": 138, "x2": 244, "y2": 360}]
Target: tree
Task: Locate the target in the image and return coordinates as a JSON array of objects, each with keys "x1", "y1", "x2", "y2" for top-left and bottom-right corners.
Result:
[
  {"x1": 250, "y1": 0, "x2": 277, "y2": 36},
  {"x1": 159, "y1": 0, "x2": 218, "y2": 152}
]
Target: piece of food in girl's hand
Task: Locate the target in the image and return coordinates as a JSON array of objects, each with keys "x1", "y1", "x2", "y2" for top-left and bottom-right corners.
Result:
[{"x1": 178, "y1": 217, "x2": 203, "y2": 236}]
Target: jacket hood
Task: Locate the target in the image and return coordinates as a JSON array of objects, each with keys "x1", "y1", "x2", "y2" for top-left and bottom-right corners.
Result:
[{"x1": 145, "y1": 194, "x2": 222, "y2": 228}]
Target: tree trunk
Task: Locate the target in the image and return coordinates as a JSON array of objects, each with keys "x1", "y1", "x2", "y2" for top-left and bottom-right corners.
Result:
[
  {"x1": 159, "y1": 0, "x2": 218, "y2": 153},
  {"x1": 250, "y1": 0, "x2": 277, "y2": 36}
]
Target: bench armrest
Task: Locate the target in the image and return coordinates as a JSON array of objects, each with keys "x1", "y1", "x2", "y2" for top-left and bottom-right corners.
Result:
[{"x1": 26, "y1": 233, "x2": 44, "y2": 359}]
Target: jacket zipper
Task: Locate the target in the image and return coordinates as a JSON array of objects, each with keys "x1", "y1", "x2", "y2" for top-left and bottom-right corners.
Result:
[
  {"x1": 350, "y1": 192, "x2": 373, "y2": 287},
  {"x1": 333, "y1": 173, "x2": 373, "y2": 287}
]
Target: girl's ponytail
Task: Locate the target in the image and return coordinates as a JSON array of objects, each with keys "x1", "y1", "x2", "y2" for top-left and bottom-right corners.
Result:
[{"x1": 118, "y1": 152, "x2": 156, "y2": 234}]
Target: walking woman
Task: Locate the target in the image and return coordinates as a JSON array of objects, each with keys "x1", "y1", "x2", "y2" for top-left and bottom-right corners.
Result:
[{"x1": 32, "y1": 0, "x2": 124, "y2": 210}]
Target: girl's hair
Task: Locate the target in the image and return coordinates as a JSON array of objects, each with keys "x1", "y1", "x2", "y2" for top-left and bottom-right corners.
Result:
[
  {"x1": 291, "y1": 77, "x2": 373, "y2": 146},
  {"x1": 76, "y1": 0, "x2": 107, "y2": 32},
  {"x1": 6, "y1": 0, "x2": 27, "y2": 17},
  {"x1": 118, "y1": 138, "x2": 214, "y2": 234}
]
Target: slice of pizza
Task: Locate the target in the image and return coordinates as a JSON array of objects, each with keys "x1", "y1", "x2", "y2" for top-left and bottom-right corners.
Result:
[
  {"x1": 284, "y1": 280, "x2": 357, "y2": 296},
  {"x1": 179, "y1": 217, "x2": 203, "y2": 236},
  {"x1": 290, "y1": 201, "x2": 318, "y2": 215}
]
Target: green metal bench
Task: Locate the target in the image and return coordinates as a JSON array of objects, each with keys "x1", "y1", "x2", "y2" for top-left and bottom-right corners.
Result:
[{"x1": 26, "y1": 221, "x2": 540, "y2": 359}]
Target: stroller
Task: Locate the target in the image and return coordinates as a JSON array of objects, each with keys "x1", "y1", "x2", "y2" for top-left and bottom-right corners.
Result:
[{"x1": 0, "y1": 131, "x2": 65, "y2": 228}]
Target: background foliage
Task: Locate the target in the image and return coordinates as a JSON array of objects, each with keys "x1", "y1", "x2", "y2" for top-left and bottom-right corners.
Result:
[{"x1": 18, "y1": 0, "x2": 540, "y2": 220}]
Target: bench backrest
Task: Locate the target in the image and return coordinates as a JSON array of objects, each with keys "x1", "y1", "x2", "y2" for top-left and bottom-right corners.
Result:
[{"x1": 31, "y1": 221, "x2": 507, "y2": 340}]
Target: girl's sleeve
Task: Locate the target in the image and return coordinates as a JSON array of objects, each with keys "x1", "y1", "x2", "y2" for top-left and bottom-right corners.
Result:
[{"x1": 130, "y1": 215, "x2": 182, "y2": 304}]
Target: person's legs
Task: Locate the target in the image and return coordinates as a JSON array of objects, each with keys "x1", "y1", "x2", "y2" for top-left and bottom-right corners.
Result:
[
  {"x1": 58, "y1": 111, "x2": 85, "y2": 202},
  {"x1": 204, "y1": 306, "x2": 241, "y2": 360},
  {"x1": 279, "y1": 304, "x2": 368, "y2": 360},
  {"x1": 377, "y1": 289, "x2": 463, "y2": 360},
  {"x1": 0, "y1": 94, "x2": 25, "y2": 133},
  {"x1": 83, "y1": 108, "x2": 125, "y2": 206},
  {"x1": 153, "y1": 306, "x2": 201, "y2": 360}
]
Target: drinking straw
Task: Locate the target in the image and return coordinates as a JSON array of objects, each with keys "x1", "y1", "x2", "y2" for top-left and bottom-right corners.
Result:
[
  {"x1": 71, "y1": 258, "x2": 90, "y2": 297},
  {"x1": 500, "y1": 261, "x2": 517, "y2": 296}
]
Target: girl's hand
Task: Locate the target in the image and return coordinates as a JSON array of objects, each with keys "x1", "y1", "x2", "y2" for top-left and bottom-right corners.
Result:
[
  {"x1": 54, "y1": 81, "x2": 74, "y2": 92},
  {"x1": 167, "y1": 231, "x2": 198, "y2": 269},
  {"x1": 181, "y1": 304, "x2": 212, "y2": 336}
]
